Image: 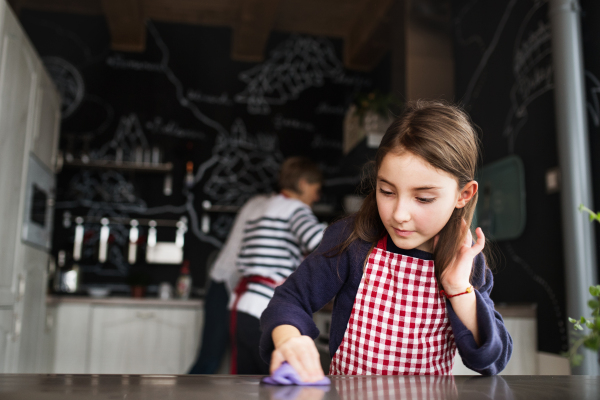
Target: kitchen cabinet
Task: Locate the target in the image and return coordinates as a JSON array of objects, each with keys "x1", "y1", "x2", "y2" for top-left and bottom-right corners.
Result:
[
  {"x1": 0, "y1": 0, "x2": 61, "y2": 372},
  {"x1": 0, "y1": 308, "x2": 14, "y2": 373},
  {"x1": 49, "y1": 297, "x2": 203, "y2": 374}
]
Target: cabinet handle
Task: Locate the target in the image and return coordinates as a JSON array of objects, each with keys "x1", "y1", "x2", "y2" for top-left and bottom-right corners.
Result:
[
  {"x1": 13, "y1": 313, "x2": 21, "y2": 341},
  {"x1": 45, "y1": 313, "x2": 54, "y2": 332},
  {"x1": 135, "y1": 311, "x2": 155, "y2": 320},
  {"x1": 16, "y1": 274, "x2": 26, "y2": 302}
]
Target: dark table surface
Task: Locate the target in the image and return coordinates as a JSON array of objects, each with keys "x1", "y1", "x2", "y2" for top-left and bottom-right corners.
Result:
[{"x1": 1, "y1": 374, "x2": 599, "y2": 400}]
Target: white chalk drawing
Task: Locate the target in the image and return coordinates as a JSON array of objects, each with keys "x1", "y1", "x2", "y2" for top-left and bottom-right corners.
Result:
[
  {"x1": 145, "y1": 116, "x2": 206, "y2": 140},
  {"x1": 92, "y1": 113, "x2": 150, "y2": 161},
  {"x1": 586, "y1": 71, "x2": 600, "y2": 128},
  {"x1": 106, "y1": 54, "x2": 163, "y2": 72},
  {"x1": 42, "y1": 56, "x2": 85, "y2": 118},
  {"x1": 201, "y1": 119, "x2": 283, "y2": 205},
  {"x1": 504, "y1": 243, "x2": 568, "y2": 350},
  {"x1": 67, "y1": 170, "x2": 143, "y2": 205},
  {"x1": 456, "y1": 0, "x2": 519, "y2": 106},
  {"x1": 145, "y1": 21, "x2": 228, "y2": 137},
  {"x1": 211, "y1": 214, "x2": 235, "y2": 239},
  {"x1": 273, "y1": 114, "x2": 315, "y2": 132},
  {"x1": 312, "y1": 134, "x2": 342, "y2": 150},
  {"x1": 503, "y1": 2, "x2": 552, "y2": 152},
  {"x1": 187, "y1": 89, "x2": 234, "y2": 106},
  {"x1": 316, "y1": 101, "x2": 347, "y2": 115},
  {"x1": 235, "y1": 35, "x2": 370, "y2": 115}
]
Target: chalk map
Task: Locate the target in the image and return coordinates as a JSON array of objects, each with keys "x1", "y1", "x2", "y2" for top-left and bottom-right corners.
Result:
[{"x1": 22, "y1": 11, "x2": 382, "y2": 286}]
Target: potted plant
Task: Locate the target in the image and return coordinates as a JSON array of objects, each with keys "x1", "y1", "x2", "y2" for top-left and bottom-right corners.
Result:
[
  {"x1": 343, "y1": 91, "x2": 402, "y2": 154},
  {"x1": 564, "y1": 204, "x2": 600, "y2": 366}
]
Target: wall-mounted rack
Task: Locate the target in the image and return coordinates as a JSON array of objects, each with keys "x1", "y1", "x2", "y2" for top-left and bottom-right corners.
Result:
[
  {"x1": 62, "y1": 159, "x2": 173, "y2": 173},
  {"x1": 201, "y1": 201, "x2": 240, "y2": 213},
  {"x1": 67, "y1": 215, "x2": 183, "y2": 228},
  {"x1": 69, "y1": 215, "x2": 188, "y2": 265}
]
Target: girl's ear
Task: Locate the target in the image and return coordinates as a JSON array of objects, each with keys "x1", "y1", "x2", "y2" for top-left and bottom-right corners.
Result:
[{"x1": 456, "y1": 181, "x2": 478, "y2": 209}]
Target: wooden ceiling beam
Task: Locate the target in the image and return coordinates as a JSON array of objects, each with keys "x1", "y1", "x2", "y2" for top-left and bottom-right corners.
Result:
[
  {"x1": 344, "y1": 0, "x2": 394, "y2": 71},
  {"x1": 101, "y1": 0, "x2": 146, "y2": 52},
  {"x1": 17, "y1": 0, "x2": 103, "y2": 15},
  {"x1": 231, "y1": 0, "x2": 281, "y2": 62},
  {"x1": 7, "y1": 0, "x2": 21, "y2": 15}
]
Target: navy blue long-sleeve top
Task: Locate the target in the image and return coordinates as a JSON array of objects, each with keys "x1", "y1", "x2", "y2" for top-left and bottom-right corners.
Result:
[{"x1": 260, "y1": 217, "x2": 513, "y2": 375}]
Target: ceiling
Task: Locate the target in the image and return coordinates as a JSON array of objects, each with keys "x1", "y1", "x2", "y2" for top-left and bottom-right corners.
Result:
[{"x1": 8, "y1": 0, "x2": 397, "y2": 71}]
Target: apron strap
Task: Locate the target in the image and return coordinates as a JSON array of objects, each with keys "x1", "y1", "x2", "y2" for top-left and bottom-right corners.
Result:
[
  {"x1": 376, "y1": 235, "x2": 387, "y2": 251},
  {"x1": 229, "y1": 275, "x2": 278, "y2": 374}
]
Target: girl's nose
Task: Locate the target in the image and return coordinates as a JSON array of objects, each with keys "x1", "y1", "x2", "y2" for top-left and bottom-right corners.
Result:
[{"x1": 393, "y1": 200, "x2": 411, "y2": 224}]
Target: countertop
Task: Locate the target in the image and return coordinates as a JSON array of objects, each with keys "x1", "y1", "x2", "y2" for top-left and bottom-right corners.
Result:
[
  {"x1": 46, "y1": 295, "x2": 203, "y2": 308},
  {"x1": 1, "y1": 374, "x2": 599, "y2": 400}
]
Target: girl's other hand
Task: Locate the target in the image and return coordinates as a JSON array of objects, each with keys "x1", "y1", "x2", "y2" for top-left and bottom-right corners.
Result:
[
  {"x1": 438, "y1": 220, "x2": 485, "y2": 293},
  {"x1": 271, "y1": 326, "x2": 324, "y2": 382}
]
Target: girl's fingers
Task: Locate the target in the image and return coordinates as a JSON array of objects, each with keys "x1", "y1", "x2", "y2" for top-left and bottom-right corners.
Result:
[
  {"x1": 465, "y1": 227, "x2": 473, "y2": 246},
  {"x1": 270, "y1": 350, "x2": 285, "y2": 373},
  {"x1": 299, "y1": 347, "x2": 323, "y2": 381},
  {"x1": 471, "y1": 227, "x2": 485, "y2": 254},
  {"x1": 283, "y1": 351, "x2": 309, "y2": 381}
]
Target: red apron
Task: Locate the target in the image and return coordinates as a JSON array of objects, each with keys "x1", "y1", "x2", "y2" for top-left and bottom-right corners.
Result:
[
  {"x1": 329, "y1": 236, "x2": 455, "y2": 375},
  {"x1": 229, "y1": 275, "x2": 277, "y2": 374}
]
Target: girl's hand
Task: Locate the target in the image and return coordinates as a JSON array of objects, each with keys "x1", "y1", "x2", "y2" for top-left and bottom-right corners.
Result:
[
  {"x1": 271, "y1": 325, "x2": 324, "y2": 382},
  {"x1": 437, "y1": 220, "x2": 485, "y2": 293}
]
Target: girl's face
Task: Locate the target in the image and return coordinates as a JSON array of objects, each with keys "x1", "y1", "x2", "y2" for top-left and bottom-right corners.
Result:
[{"x1": 376, "y1": 151, "x2": 475, "y2": 252}]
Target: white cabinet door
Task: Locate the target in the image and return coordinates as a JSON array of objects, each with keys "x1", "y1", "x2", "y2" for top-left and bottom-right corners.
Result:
[
  {"x1": 30, "y1": 71, "x2": 61, "y2": 170},
  {"x1": 52, "y1": 303, "x2": 92, "y2": 373},
  {"x1": 39, "y1": 304, "x2": 57, "y2": 373},
  {"x1": 0, "y1": 308, "x2": 14, "y2": 373},
  {"x1": 88, "y1": 306, "x2": 202, "y2": 374},
  {"x1": 0, "y1": 1, "x2": 38, "y2": 306},
  {"x1": 16, "y1": 248, "x2": 49, "y2": 372}
]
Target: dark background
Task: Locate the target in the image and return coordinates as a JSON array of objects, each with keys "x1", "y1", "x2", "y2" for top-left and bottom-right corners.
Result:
[
  {"x1": 452, "y1": 0, "x2": 600, "y2": 355},
  {"x1": 20, "y1": 10, "x2": 390, "y2": 295},
  {"x1": 452, "y1": 0, "x2": 562, "y2": 354}
]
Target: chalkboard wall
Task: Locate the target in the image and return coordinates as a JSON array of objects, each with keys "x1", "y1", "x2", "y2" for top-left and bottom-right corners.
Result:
[
  {"x1": 19, "y1": 10, "x2": 390, "y2": 294},
  {"x1": 452, "y1": 0, "x2": 566, "y2": 354}
]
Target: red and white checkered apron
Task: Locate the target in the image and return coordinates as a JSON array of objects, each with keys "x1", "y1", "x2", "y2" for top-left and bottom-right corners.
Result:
[{"x1": 329, "y1": 236, "x2": 456, "y2": 375}]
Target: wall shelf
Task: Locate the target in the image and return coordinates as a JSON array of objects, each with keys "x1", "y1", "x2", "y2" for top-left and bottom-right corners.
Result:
[{"x1": 62, "y1": 159, "x2": 173, "y2": 173}]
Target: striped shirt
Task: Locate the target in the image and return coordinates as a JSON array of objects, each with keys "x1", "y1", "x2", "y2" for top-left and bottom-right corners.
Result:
[{"x1": 232, "y1": 194, "x2": 326, "y2": 319}]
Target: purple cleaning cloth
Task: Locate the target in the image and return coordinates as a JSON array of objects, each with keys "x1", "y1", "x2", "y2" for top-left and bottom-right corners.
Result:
[{"x1": 261, "y1": 362, "x2": 331, "y2": 386}]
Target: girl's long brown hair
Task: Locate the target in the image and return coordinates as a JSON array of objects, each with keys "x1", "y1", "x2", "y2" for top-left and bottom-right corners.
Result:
[{"x1": 334, "y1": 99, "x2": 489, "y2": 284}]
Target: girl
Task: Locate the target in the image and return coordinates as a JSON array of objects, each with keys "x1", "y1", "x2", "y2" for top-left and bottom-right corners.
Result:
[{"x1": 259, "y1": 100, "x2": 513, "y2": 380}]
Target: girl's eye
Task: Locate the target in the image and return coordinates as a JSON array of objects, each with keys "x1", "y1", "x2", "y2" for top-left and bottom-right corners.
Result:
[
  {"x1": 417, "y1": 197, "x2": 435, "y2": 203},
  {"x1": 379, "y1": 188, "x2": 394, "y2": 196}
]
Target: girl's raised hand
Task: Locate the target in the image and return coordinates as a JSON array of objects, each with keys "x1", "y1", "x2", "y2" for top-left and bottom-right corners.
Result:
[
  {"x1": 438, "y1": 220, "x2": 485, "y2": 293},
  {"x1": 271, "y1": 325, "x2": 325, "y2": 382}
]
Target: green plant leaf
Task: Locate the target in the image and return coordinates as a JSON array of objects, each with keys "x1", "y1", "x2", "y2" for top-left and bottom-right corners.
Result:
[
  {"x1": 586, "y1": 321, "x2": 595, "y2": 329},
  {"x1": 589, "y1": 299, "x2": 600, "y2": 310},
  {"x1": 569, "y1": 317, "x2": 578, "y2": 324},
  {"x1": 581, "y1": 316, "x2": 587, "y2": 323},
  {"x1": 583, "y1": 336, "x2": 600, "y2": 351},
  {"x1": 579, "y1": 204, "x2": 585, "y2": 212},
  {"x1": 590, "y1": 286, "x2": 600, "y2": 297},
  {"x1": 575, "y1": 323, "x2": 583, "y2": 330}
]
